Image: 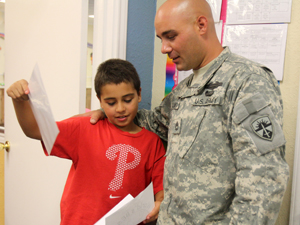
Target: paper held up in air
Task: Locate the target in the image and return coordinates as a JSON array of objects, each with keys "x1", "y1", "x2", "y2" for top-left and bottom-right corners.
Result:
[{"x1": 28, "y1": 64, "x2": 59, "y2": 155}]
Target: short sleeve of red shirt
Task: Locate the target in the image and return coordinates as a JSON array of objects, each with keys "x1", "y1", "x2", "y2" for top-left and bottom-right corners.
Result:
[
  {"x1": 145, "y1": 130, "x2": 165, "y2": 195},
  {"x1": 42, "y1": 116, "x2": 82, "y2": 164}
]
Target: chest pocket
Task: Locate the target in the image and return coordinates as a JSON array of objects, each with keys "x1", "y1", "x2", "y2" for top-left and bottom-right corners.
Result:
[{"x1": 168, "y1": 103, "x2": 206, "y2": 159}]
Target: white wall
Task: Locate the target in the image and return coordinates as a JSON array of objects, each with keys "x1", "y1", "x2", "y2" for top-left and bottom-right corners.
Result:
[
  {"x1": 278, "y1": 0, "x2": 300, "y2": 224},
  {"x1": 4, "y1": 0, "x2": 87, "y2": 224}
]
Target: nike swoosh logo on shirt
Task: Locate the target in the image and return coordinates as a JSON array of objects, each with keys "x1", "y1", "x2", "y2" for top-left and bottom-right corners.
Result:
[{"x1": 109, "y1": 194, "x2": 121, "y2": 199}]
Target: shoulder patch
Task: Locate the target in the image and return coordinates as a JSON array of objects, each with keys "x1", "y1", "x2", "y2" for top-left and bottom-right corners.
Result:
[
  {"x1": 233, "y1": 93, "x2": 285, "y2": 155},
  {"x1": 251, "y1": 116, "x2": 273, "y2": 141}
]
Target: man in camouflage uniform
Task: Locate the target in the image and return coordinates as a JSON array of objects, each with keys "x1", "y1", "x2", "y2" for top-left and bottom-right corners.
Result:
[
  {"x1": 136, "y1": 46, "x2": 289, "y2": 224},
  {"x1": 89, "y1": 0, "x2": 289, "y2": 224}
]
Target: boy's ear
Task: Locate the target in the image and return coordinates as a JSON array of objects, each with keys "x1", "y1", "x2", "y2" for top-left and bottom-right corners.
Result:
[{"x1": 138, "y1": 88, "x2": 142, "y2": 102}]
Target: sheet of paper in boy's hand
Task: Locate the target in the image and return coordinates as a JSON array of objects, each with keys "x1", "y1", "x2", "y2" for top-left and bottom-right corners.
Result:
[
  {"x1": 28, "y1": 64, "x2": 59, "y2": 155},
  {"x1": 105, "y1": 182, "x2": 155, "y2": 225},
  {"x1": 94, "y1": 194, "x2": 134, "y2": 225}
]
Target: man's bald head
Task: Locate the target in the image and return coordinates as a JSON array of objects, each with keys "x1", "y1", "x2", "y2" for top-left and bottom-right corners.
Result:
[
  {"x1": 155, "y1": 0, "x2": 223, "y2": 70},
  {"x1": 156, "y1": 0, "x2": 215, "y2": 32}
]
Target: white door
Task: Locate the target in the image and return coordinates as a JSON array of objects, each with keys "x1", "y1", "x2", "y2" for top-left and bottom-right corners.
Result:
[{"x1": 4, "y1": 0, "x2": 88, "y2": 224}]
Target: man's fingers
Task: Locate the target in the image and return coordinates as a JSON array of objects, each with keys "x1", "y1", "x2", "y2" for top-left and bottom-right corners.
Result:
[
  {"x1": 90, "y1": 109, "x2": 103, "y2": 124},
  {"x1": 71, "y1": 109, "x2": 104, "y2": 125}
]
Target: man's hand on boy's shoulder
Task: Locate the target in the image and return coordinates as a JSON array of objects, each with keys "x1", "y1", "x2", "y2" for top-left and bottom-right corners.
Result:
[
  {"x1": 6, "y1": 79, "x2": 30, "y2": 101},
  {"x1": 73, "y1": 109, "x2": 105, "y2": 124}
]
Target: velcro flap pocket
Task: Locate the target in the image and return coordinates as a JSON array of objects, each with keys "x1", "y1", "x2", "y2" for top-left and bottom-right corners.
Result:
[{"x1": 232, "y1": 93, "x2": 270, "y2": 124}]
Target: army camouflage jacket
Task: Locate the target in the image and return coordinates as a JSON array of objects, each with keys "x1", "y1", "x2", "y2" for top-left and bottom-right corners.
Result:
[{"x1": 136, "y1": 47, "x2": 289, "y2": 225}]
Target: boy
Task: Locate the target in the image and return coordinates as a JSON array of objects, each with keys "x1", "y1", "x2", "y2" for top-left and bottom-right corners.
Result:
[{"x1": 6, "y1": 59, "x2": 166, "y2": 225}]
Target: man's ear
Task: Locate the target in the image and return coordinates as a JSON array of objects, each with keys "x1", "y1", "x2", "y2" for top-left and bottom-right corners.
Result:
[{"x1": 196, "y1": 16, "x2": 208, "y2": 35}]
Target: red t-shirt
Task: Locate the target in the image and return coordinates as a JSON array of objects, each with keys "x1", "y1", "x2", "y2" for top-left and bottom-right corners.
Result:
[{"x1": 43, "y1": 117, "x2": 165, "y2": 225}]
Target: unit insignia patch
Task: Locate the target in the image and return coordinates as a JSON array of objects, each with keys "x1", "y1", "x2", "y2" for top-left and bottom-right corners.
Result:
[{"x1": 251, "y1": 116, "x2": 273, "y2": 141}]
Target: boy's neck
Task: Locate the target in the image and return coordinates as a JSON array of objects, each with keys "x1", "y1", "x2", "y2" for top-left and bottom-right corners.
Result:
[
  {"x1": 110, "y1": 120, "x2": 142, "y2": 134},
  {"x1": 123, "y1": 124, "x2": 143, "y2": 134}
]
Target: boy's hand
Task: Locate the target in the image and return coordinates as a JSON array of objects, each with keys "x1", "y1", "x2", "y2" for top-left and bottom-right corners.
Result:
[
  {"x1": 143, "y1": 200, "x2": 161, "y2": 224},
  {"x1": 6, "y1": 79, "x2": 30, "y2": 101},
  {"x1": 6, "y1": 79, "x2": 41, "y2": 140},
  {"x1": 143, "y1": 190, "x2": 164, "y2": 224}
]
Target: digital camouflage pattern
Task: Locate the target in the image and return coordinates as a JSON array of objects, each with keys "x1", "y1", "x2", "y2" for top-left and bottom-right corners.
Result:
[{"x1": 136, "y1": 47, "x2": 289, "y2": 224}]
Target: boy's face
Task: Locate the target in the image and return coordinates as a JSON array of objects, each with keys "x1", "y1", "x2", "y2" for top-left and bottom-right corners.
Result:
[{"x1": 99, "y1": 82, "x2": 141, "y2": 133}]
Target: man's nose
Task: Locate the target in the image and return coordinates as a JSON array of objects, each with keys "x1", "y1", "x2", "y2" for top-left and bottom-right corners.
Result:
[{"x1": 161, "y1": 41, "x2": 172, "y2": 54}]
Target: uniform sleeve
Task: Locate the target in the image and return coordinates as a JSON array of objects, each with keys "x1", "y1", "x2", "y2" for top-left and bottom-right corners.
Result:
[
  {"x1": 227, "y1": 72, "x2": 289, "y2": 224},
  {"x1": 43, "y1": 117, "x2": 82, "y2": 164},
  {"x1": 151, "y1": 136, "x2": 166, "y2": 195},
  {"x1": 135, "y1": 92, "x2": 173, "y2": 142}
]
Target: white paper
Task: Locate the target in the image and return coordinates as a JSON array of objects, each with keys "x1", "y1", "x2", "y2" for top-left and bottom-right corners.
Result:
[
  {"x1": 28, "y1": 64, "x2": 59, "y2": 154},
  {"x1": 94, "y1": 194, "x2": 134, "y2": 225},
  {"x1": 223, "y1": 23, "x2": 288, "y2": 80},
  {"x1": 226, "y1": 0, "x2": 292, "y2": 24},
  {"x1": 207, "y1": 0, "x2": 223, "y2": 22},
  {"x1": 105, "y1": 182, "x2": 155, "y2": 225}
]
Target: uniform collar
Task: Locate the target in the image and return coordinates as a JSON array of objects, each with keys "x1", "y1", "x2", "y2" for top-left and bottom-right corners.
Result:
[{"x1": 179, "y1": 47, "x2": 231, "y2": 99}]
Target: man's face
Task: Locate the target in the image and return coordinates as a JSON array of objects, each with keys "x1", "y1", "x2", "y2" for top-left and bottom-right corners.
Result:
[{"x1": 155, "y1": 12, "x2": 204, "y2": 71}]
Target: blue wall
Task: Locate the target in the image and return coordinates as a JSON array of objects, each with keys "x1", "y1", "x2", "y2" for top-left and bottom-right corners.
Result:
[{"x1": 126, "y1": 0, "x2": 156, "y2": 110}]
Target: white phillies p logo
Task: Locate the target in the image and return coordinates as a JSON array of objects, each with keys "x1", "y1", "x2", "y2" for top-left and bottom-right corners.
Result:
[{"x1": 106, "y1": 144, "x2": 141, "y2": 191}]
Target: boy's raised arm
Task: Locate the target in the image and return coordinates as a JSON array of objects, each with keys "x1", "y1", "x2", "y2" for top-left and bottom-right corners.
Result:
[{"x1": 6, "y1": 79, "x2": 42, "y2": 140}]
